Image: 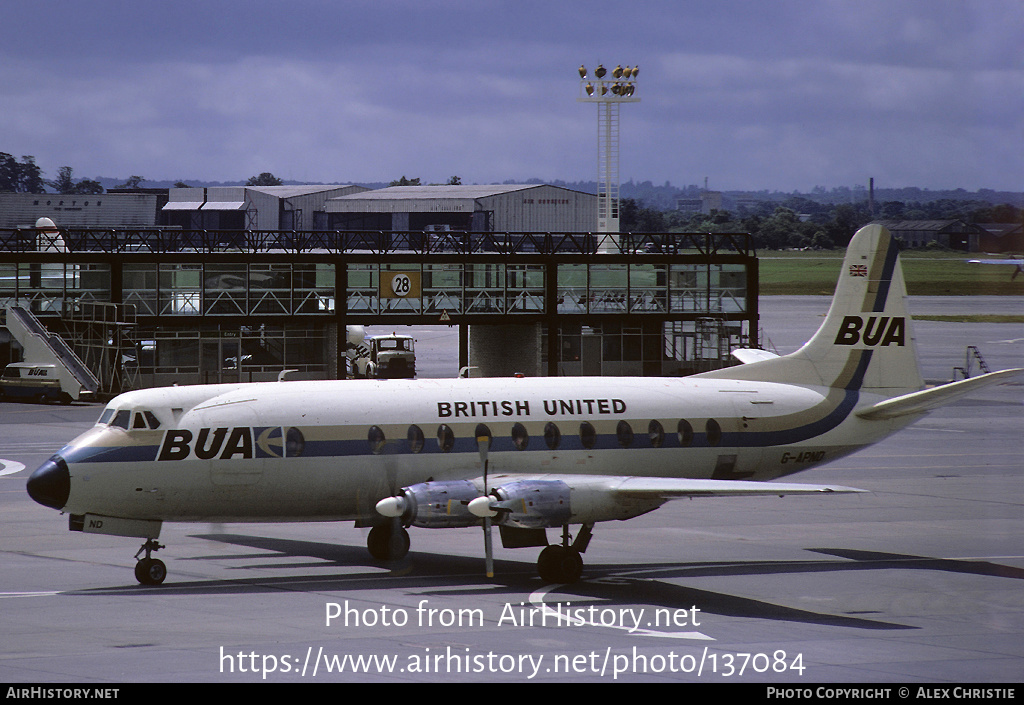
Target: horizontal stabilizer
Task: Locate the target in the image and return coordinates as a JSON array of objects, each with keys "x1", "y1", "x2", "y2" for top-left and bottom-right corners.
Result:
[
  {"x1": 855, "y1": 368, "x2": 1023, "y2": 420},
  {"x1": 731, "y1": 348, "x2": 781, "y2": 364}
]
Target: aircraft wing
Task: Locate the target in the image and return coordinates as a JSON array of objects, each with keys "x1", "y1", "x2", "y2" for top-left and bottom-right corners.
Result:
[
  {"x1": 855, "y1": 368, "x2": 1024, "y2": 420},
  {"x1": 570, "y1": 476, "x2": 865, "y2": 499},
  {"x1": 484, "y1": 473, "x2": 866, "y2": 500}
]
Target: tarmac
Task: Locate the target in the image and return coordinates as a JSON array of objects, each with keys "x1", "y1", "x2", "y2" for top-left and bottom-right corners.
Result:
[{"x1": 0, "y1": 295, "x2": 1021, "y2": 683}]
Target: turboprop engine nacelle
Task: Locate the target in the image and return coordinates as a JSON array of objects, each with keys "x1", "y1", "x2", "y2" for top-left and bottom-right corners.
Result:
[
  {"x1": 379, "y1": 478, "x2": 667, "y2": 530},
  {"x1": 375, "y1": 480, "x2": 480, "y2": 528},
  {"x1": 467, "y1": 479, "x2": 664, "y2": 528}
]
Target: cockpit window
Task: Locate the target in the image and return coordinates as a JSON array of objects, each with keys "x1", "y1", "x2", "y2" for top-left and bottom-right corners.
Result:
[
  {"x1": 143, "y1": 411, "x2": 161, "y2": 429},
  {"x1": 110, "y1": 410, "x2": 130, "y2": 430},
  {"x1": 133, "y1": 413, "x2": 148, "y2": 429},
  {"x1": 98, "y1": 408, "x2": 115, "y2": 425}
]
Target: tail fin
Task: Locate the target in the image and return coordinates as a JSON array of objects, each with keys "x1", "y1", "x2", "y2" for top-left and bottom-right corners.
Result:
[{"x1": 698, "y1": 224, "x2": 924, "y2": 396}]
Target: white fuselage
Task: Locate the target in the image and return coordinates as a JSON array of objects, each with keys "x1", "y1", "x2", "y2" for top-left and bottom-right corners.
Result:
[{"x1": 56, "y1": 375, "x2": 906, "y2": 524}]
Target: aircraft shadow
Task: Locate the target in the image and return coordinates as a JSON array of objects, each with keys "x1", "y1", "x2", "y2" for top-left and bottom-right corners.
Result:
[{"x1": 62, "y1": 532, "x2": 1022, "y2": 631}]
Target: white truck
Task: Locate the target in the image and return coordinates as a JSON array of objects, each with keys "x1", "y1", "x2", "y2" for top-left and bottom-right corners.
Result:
[{"x1": 347, "y1": 328, "x2": 416, "y2": 379}]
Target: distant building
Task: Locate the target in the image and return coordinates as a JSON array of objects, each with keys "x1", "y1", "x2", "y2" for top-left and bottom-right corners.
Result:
[
  {"x1": 324, "y1": 184, "x2": 597, "y2": 232},
  {"x1": 676, "y1": 198, "x2": 702, "y2": 214},
  {"x1": 701, "y1": 191, "x2": 722, "y2": 213},
  {"x1": 161, "y1": 185, "x2": 369, "y2": 231},
  {"x1": 976, "y1": 223, "x2": 1024, "y2": 253},
  {"x1": 676, "y1": 191, "x2": 722, "y2": 215},
  {"x1": 870, "y1": 220, "x2": 986, "y2": 251},
  {"x1": 0, "y1": 192, "x2": 159, "y2": 229}
]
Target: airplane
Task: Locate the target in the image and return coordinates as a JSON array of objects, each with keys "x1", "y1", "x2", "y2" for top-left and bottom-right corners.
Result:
[
  {"x1": 965, "y1": 258, "x2": 1024, "y2": 281},
  {"x1": 25, "y1": 224, "x2": 1022, "y2": 586}
]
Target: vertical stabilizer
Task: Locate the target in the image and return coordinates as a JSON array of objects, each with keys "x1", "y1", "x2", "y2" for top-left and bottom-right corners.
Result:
[{"x1": 697, "y1": 224, "x2": 924, "y2": 397}]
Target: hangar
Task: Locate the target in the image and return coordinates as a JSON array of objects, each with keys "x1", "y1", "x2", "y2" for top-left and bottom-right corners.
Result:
[
  {"x1": 157, "y1": 183, "x2": 597, "y2": 235},
  {"x1": 162, "y1": 184, "x2": 370, "y2": 231},
  {"x1": 0, "y1": 192, "x2": 161, "y2": 229},
  {"x1": 324, "y1": 184, "x2": 597, "y2": 233}
]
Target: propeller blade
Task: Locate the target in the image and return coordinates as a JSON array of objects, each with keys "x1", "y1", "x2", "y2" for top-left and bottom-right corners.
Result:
[
  {"x1": 483, "y1": 516, "x2": 494, "y2": 578},
  {"x1": 475, "y1": 424, "x2": 494, "y2": 578}
]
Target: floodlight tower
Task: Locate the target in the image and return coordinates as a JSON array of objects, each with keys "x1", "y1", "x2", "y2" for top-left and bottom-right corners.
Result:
[{"x1": 577, "y1": 63, "x2": 639, "y2": 251}]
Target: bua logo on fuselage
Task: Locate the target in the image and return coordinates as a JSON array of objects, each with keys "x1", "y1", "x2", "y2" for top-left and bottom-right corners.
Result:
[
  {"x1": 158, "y1": 428, "x2": 254, "y2": 461},
  {"x1": 157, "y1": 426, "x2": 303, "y2": 461},
  {"x1": 833, "y1": 316, "x2": 905, "y2": 347}
]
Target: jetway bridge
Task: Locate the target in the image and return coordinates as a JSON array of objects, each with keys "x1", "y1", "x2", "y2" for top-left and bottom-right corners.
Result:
[{"x1": 0, "y1": 228, "x2": 758, "y2": 392}]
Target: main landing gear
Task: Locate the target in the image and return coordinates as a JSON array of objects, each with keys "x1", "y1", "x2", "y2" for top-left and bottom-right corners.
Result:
[
  {"x1": 537, "y1": 523, "x2": 593, "y2": 584},
  {"x1": 364, "y1": 521, "x2": 594, "y2": 584},
  {"x1": 366, "y1": 522, "x2": 410, "y2": 561},
  {"x1": 134, "y1": 538, "x2": 167, "y2": 585}
]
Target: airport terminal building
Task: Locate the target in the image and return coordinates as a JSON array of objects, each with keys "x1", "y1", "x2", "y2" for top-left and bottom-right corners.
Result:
[{"x1": 1, "y1": 184, "x2": 757, "y2": 394}]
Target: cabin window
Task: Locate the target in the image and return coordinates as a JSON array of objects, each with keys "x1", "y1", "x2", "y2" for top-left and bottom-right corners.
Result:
[
  {"x1": 544, "y1": 422, "x2": 561, "y2": 450},
  {"x1": 677, "y1": 419, "x2": 693, "y2": 447},
  {"x1": 437, "y1": 424, "x2": 455, "y2": 453},
  {"x1": 511, "y1": 423, "x2": 529, "y2": 451},
  {"x1": 368, "y1": 426, "x2": 386, "y2": 454},
  {"x1": 705, "y1": 418, "x2": 722, "y2": 447},
  {"x1": 648, "y1": 420, "x2": 665, "y2": 448},
  {"x1": 286, "y1": 427, "x2": 305, "y2": 457},
  {"x1": 110, "y1": 410, "x2": 130, "y2": 430},
  {"x1": 579, "y1": 421, "x2": 596, "y2": 450},
  {"x1": 408, "y1": 425, "x2": 424, "y2": 453},
  {"x1": 616, "y1": 420, "x2": 634, "y2": 448}
]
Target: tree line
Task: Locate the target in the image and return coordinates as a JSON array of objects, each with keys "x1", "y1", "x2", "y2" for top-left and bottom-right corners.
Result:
[
  {"x1": 620, "y1": 198, "x2": 1023, "y2": 251},
  {"x1": 1, "y1": 153, "x2": 287, "y2": 193}
]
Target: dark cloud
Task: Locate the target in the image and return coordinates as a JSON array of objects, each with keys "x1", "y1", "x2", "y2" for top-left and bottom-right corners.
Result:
[{"x1": 2, "y1": 0, "x2": 1020, "y2": 190}]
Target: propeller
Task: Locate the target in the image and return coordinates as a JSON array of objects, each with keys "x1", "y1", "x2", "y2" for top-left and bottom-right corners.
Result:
[
  {"x1": 475, "y1": 424, "x2": 494, "y2": 579},
  {"x1": 383, "y1": 456, "x2": 409, "y2": 567},
  {"x1": 365, "y1": 431, "x2": 411, "y2": 569}
]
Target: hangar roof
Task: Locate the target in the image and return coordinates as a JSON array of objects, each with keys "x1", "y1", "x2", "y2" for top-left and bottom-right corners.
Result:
[
  {"x1": 243, "y1": 185, "x2": 366, "y2": 198},
  {"x1": 325, "y1": 184, "x2": 585, "y2": 213}
]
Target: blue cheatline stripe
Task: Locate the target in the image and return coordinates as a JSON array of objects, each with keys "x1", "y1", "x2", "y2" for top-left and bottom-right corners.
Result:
[
  {"x1": 870, "y1": 236, "x2": 900, "y2": 313},
  {"x1": 844, "y1": 349, "x2": 873, "y2": 391},
  {"x1": 61, "y1": 444, "x2": 161, "y2": 464}
]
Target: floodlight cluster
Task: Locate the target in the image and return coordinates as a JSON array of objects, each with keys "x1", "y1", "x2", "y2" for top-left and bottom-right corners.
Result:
[{"x1": 578, "y1": 64, "x2": 638, "y2": 99}]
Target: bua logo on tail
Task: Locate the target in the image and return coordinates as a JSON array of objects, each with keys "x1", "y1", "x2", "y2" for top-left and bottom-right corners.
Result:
[{"x1": 833, "y1": 316, "x2": 906, "y2": 347}]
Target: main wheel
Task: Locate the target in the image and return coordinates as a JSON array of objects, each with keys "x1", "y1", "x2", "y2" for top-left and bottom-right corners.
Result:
[
  {"x1": 537, "y1": 545, "x2": 583, "y2": 584},
  {"x1": 367, "y1": 523, "x2": 410, "y2": 561},
  {"x1": 135, "y1": 558, "x2": 167, "y2": 585}
]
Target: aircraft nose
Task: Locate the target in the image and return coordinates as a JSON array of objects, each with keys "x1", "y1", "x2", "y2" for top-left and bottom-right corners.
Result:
[{"x1": 27, "y1": 455, "x2": 70, "y2": 510}]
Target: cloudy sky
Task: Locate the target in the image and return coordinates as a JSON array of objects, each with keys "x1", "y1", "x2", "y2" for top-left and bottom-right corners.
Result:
[{"x1": 3, "y1": 0, "x2": 1021, "y2": 192}]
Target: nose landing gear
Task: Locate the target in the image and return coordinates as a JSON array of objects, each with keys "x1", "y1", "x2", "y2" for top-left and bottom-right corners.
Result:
[{"x1": 134, "y1": 538, "x2": 166, "y2": 585}]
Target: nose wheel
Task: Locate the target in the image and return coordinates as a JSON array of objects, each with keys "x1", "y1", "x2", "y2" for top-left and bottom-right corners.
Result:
[{"x1": 134, "y1": 538, "x2": 167, "y2": 585}]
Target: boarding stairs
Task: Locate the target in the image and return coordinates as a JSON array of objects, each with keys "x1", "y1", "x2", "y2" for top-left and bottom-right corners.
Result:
[
  {"x1": 952, "y1": 345, "x2": 992, "y2": 381},
  {"x1": 5, "y1": 306, "x2": 99, "y2": 400}
]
